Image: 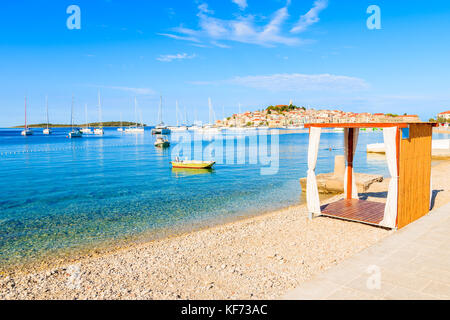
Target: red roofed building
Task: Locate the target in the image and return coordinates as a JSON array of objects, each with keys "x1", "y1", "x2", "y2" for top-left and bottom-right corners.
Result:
[{"x1": 437, "y1": 110, "x2": 450, "y2": 121}]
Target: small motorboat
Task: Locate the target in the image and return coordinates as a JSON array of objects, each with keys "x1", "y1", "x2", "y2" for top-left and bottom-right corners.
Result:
[
  {"x1": 154, "y1": 135, "x2": 170, "y2": 148},
  {"x1": 171, "y1": 157, "x2": 215, "y2": 169}
]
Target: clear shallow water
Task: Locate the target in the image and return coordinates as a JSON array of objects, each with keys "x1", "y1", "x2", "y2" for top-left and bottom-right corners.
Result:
[{"x1": 1, "y1": 127, "x2": 441, "y2": 268}]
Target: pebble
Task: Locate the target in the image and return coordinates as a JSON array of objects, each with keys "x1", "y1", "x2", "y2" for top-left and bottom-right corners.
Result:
[{"x1": 0, "y1": 195, "x2": 395, "y2": 300}]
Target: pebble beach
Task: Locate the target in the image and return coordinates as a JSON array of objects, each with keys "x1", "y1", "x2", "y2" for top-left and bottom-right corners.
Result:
[{"x1": 1, "y1": 160, "x2": 449, "y2": 300}]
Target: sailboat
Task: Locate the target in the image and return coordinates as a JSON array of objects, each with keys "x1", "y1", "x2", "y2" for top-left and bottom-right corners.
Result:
[
  {"x1": 188, "y1": 108, "x2": 201, "y2": 131},
  {"x1": 124, "y1": 97, "x2": 145, "y2": 133},
  {"x1": 68, "y1": 95, "x2": 82, "y2": 138},
  {"x1": 197, "y1": 98, "x2": 222, "y2": 133},
  {"x1": 169, "y1": 101, "x2": 188, "y2": 132},
  {"x1": 117, "y1": 112, "x2": 124, "y2": 132},
  {"x1": 151, "y1": 96, "x2": 170, "y2": 135},
  {"x1": 42, "y1": 96, "x2": 52, "y2": 135},
  {"x1": 94, "y1": 91, "x2": 104, "y2": 135},
  {"x1": 81, "y1": 104, "x2": 93, "y2": 134},
  {"x1": 21, "y1": 96, "x2": 33, "y2": 136}
]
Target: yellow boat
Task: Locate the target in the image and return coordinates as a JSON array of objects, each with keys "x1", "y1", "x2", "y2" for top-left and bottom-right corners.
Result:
[
  {"x1": 171, "y1": 159, "x2": 215, "y2": 169},
  {"x1": 171, "y1": 168, "x2": 213, "y2": 176}
]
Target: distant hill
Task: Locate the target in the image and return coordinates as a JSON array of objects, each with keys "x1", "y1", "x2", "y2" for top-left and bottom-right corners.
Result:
[
  {"x1": 266, "y1": 104, "x2": 305, "y2": 113},
  {"x1": 12, "y1": 121, "x2": 146, "y2": 128}
]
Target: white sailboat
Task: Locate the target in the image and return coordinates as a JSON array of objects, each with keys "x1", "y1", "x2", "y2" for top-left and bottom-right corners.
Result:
[
  {"x1": 43, "y1": 96, "x2": 52, "y2": 135},
  {"x1": 197, "y1": 98, "x2": 222, "y2": 133},
  {"x1": 68, "y1": 95, "x2": 82, "y2": 138},
  {"x1": 124, "y1": 97, "x2": 145, "y2": 133},
  {"x1": 151, "y1": 96, "x2": 170, "y2": 134},
  {"x1": 94, "y1": 91, "x2": 104, "y2": 135},
  {"x1": 188, "y1": 108, "x2": 201, "y2": 131},
  {"x1": 21, "y1": 96, "x2": 33, "y2": 136},
  {"x1": 81, "y1": 104, "x2": 93, "y2": 134},
  {"x1": 117, "y1": 112, "x2": 124, "y2": 132},
  {"x1": 170, "y1": 101, "x2": 188, "y2": 132}
]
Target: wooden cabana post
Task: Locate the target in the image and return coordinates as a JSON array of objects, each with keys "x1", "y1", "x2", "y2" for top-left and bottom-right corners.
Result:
[
  {"x1": 304, "y1": 122, "x2": 436, "y2": 229},
  {"x1": 346, "y1": 128, "x2": 354, "y2": 200}
]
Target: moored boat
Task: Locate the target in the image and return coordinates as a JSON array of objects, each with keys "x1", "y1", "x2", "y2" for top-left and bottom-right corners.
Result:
[
  {"x1": 154, "y1": 135, "x2": 170, "y2": 148},
  {"x1": 171, "y1": 158, "x2": 215, "y2": 169},
  {"x1": 69, "y1": 128, "x2": 83, "y2": 138},
  {"x1": 68, "y1": 95, "x2": 83, "y2": 139},
  {"x1": 21, "y1": 96, "x2": 34, "y2": 136},
  {"x1": 94, "y1": 91, "x2": 104, "y2": 135},
  {"x1": 43, "y1": 96, "x2": 52, "y2": 135},
  {"x1": 151, "y1": 96, "x2": 171, "y2": 135},
  {"x1": 124, "y1": 97, "x2": 145, "y2": 133},
  {"x1": 81, "y1": 104, "x2": 93, "y2": 134}
]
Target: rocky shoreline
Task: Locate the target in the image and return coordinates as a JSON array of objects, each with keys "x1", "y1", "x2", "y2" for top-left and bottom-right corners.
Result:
[{"x1": 1, "y1": 160, "x2": 449, "y2": 300}]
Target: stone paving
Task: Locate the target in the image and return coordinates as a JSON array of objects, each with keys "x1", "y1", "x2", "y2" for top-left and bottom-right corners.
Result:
[{"x1": 284, "y1": 202, "x2": 450, "y2": 300}]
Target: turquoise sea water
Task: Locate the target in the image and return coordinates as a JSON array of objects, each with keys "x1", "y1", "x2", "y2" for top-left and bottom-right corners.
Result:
[{"x1": 0, "y1": 127, "x2": 444, "y2": 268}]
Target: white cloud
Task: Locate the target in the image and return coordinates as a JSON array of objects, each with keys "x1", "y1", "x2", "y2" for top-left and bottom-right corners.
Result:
[
  {"x1": 160, "y1": 1, "x2": 320, "y2": 47},
  {"x1": 156, "y1": 53, "x2": 197, "y2": 62},
  {"x1": 291, "y1": 0, "x2": 328, "y2": 33},
  {"x1": 157, "y1": 33, "x2": 200, "y2": 43},
  {"x1": 232, "y1": 0, "x2": 248, "y2": 10},
  {"x1": 192, "y1": 73, "x2": 369, "y2": 92}
]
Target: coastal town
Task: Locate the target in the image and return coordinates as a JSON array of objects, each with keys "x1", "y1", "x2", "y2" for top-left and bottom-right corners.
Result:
[{"x1": 216, "y1": 104, "x2": 424, "y2": 128}]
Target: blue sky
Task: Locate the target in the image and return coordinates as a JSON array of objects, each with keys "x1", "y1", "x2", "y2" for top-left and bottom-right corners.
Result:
[{"x1": 0, "y1": 0, "x2": 450, "y2": 126}]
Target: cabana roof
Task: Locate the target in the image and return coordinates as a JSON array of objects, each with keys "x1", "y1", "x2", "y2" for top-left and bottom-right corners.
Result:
[{"x1": 305, "y1": 122, "x2": 437, "y2": 129}]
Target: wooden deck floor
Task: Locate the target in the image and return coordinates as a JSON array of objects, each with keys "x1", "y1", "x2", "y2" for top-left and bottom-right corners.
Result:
[{"x1": 320, "y1": 199, "x2": 386, "y2": 226}]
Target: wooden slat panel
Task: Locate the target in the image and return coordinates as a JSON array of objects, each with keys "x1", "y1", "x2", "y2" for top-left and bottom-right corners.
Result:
[
  {"x1": 397, "y1": 124, "x2": 432, "y2": 229},
  {"x1": 321, "y1": 199, "x2": 386, "y2": 226}
]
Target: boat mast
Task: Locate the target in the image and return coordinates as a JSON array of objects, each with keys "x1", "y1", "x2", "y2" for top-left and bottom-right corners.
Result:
[
  {"x1": 46, "y1": 96, "x2": 49, "y2": 130},
  {"x1": 71, "y1": 94, "x2": 74, "y2": 130},
  {"x1": 208, "y1": 97, "x2": 213, "y2": 125},
  {"x1": 236, "y1": 103, "x2": 240, "y2": 127},
  {"x1": 24, "y1": 96, "x2": 27, "y2": 130},
  {"x1": 84, "y1": 104, "x2": 88, "y2": 129},
  {"x1": 97, "y1": 91, "x2": 102, "y2": 128},
  {"x1": 176, "y1": 100, "x2": 179, "y2": 127},
  {"x1": 184, "y1": 106, "x2": 188, "y2": 126},
  {"x1": 158, "y1": 96, "x2": 163, "y2": 125},
  {"x1": 134, "y1": 96, "x2": 138, "y2": 127}
]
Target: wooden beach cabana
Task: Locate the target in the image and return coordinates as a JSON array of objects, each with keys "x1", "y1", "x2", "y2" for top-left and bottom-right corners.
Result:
[{"x1": 304, "y1": 123, "x2": 436, "y2": 229}]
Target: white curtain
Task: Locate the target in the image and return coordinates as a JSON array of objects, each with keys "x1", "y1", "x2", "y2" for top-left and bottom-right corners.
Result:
[
  {"x1": 344, "y1": 128, "x2": 359, "y2": 199},
  {"x1": 380, "y1": 127, "x2": 398, "y2": 228},
  {"x1": 307, "y1": 127, "x2": 322, "y2": 218}
]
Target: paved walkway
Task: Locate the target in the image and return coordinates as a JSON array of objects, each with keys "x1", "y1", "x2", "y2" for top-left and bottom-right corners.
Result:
[{"x1": 285, "y1": 203, "x2": 450, "y2": 300}]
